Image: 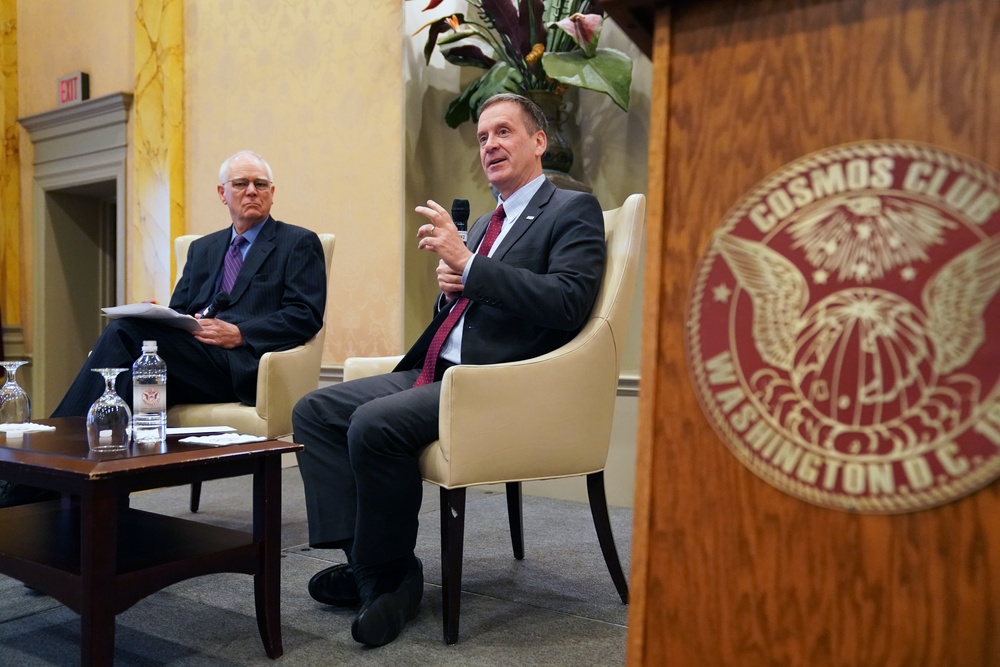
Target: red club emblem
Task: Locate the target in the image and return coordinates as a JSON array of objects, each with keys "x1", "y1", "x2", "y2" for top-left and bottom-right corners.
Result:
[{"x1": 686, "y1": 142, "x2": 1000, "y2": 513}]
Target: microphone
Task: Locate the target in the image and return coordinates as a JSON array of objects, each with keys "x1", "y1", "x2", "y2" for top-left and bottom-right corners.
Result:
[
  {"x1": 451, "y1": 198, "x2": 470, "y2": 244},
  {"x1": 201, "y1": 291, "x2": 231, "y2": 319}
]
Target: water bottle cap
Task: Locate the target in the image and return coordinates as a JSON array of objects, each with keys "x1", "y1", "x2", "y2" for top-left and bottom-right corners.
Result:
[{"x1": 142, "y1": 340, "x2": 158, "y2": 353}]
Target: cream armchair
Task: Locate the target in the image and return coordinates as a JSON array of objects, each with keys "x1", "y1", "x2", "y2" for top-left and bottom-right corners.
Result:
[
  {"x1": 343, "y1": 193, "x2": 645, "y2": 644},
  {"x1": 167, "y1": 233, "x2": 335, "y2": 511}
]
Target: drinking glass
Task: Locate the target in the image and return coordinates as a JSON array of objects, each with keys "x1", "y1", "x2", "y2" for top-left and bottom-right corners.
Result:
[
  {"x1": 0, "y1": 361, "x2": 31, "y2": 424},
  {"x1": 86, "y1": 368, "x2": 132, "y2": 452}
]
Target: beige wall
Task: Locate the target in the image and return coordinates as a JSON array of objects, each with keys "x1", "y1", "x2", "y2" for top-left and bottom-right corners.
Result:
[
  {"x1": 17, "y1": 0, "x2": 133, "y2": 118},
  {"x1": 184, "y1": 2, "x2": 405, "y2": 361}
]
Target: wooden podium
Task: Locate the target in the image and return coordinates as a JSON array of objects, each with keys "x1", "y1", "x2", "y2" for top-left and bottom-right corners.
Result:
[{"x1": 601, "y1": 0, "x2": 1000, "y2": 665}]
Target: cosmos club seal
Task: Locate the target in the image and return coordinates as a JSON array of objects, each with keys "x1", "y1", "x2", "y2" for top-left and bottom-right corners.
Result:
[{"x1": 686, "y1": 142, "x2": 1000, "y2": 513}]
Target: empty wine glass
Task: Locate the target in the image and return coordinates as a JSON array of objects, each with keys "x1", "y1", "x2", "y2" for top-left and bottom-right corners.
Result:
[
  {"x1": 0, "y1": 361, "x2": 31, "y2": 424},
  {"x1": 86, "y1": 368, "x2": 132, "y2": 452}
]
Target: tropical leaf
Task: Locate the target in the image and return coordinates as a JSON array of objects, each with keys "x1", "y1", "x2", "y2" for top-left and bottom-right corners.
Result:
[
  {"x1": 442, "y1": 45, "x2": 497, "y2": 70},
  {"x1": 445, "y1": 62, "x2": 526, "y2": 128},
  {"x1": 415, "y1": 14, "x2": 467, "y2": 65},
  {"x1": 480, "y1": 0, "x2": 528, "y2": 56},
  {"x1": 437, "y1": 21, "x2": 499, "y2": 49},
  {"x1": 541, "y1": 47, "x2": 632, "y2": 111},
  {"x1": 522, "y1": 0, "x2": 547, "y2": 51}
]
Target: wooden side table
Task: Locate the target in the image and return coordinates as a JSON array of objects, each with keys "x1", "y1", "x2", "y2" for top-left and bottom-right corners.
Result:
[{"x1": 0, "y1": 417, "x2": 301, "y2": 665}]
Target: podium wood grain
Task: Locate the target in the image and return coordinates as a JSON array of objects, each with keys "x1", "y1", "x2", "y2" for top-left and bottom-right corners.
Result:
[{"x1": 625, "y1": 1, "x2": 1000, "y2": 665}]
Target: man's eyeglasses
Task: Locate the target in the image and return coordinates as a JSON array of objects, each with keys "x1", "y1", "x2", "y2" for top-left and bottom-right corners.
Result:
[{"x1": 227, "y1": 179, "x2": 272, "y2": 191}]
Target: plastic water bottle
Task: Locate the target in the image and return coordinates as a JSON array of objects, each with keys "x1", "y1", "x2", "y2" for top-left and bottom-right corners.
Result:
[{"x1": 132, "y1": 340, "x2": 167, "y2": 443}]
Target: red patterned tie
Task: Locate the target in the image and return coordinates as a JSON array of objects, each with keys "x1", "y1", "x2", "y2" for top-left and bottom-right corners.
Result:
[
  {"x1": 413, "y1": 204, "x2": 506, "y2": 387},
  {"x1": 221, "y1": 235, "x2": 247, "y2": 293}
]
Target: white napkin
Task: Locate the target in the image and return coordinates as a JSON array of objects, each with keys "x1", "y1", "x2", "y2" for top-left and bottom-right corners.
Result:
[
  {"x1": 0, "y1": 422, "x2": 57, "y2": 434},
  {"x1": 178, "y1": 433, "x2": 267, "y2": 446},
  {"x1": 166, "y1": 426, "x2": 236, "y2": 436}
]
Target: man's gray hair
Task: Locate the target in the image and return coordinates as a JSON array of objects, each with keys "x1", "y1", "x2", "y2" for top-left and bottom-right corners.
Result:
[{"x1": 219, "y1": 150, "x2": 274, "y2": 184}]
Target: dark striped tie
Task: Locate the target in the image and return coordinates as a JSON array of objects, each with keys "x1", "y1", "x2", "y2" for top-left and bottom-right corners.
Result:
[{"x1": 221, "y1": 235, "x2": 247, "y2": 293}]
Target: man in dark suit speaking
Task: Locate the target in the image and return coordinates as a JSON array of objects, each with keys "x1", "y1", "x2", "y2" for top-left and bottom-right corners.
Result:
[
  {"x1": 294, "y1": 94, "x2": 606, "y2": 647},
  {"x1": 49, "y1": 149, "x2": 327, "y2": 417}
]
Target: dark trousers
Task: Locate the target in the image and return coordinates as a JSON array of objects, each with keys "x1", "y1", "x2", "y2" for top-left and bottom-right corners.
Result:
[
  {"x1": 50, "y1": 318, "x2": 240, "y2": 418},
  {"x1": 293, "y1": 369, "x2": 442, "y2": 566}
]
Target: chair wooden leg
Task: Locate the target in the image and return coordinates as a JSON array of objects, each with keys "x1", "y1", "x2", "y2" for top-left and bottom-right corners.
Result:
[
  {"x1": 190, "y1": 481, "x2": 202, "y2": 513},
  {"x1": 586, "y1": 471, "x2": 629, "y2": 604},
  {"x1": 440, "y1": 487, "x2": 466, "y2": 644},
  {"x1": 505, "y1": 482, "x2": 524, "y2": 560}
]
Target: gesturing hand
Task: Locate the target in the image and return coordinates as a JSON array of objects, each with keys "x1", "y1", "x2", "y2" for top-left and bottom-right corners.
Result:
[{"x1": 415, "y1": 199, "x2": 473, "y2": 274}]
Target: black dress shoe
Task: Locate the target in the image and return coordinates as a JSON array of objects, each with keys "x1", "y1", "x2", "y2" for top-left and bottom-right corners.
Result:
[
  {"x1": 351, "y1": 558, "x2": 423, "y2": 647},
  {"x1": 308, "y1": 563, "x2": 362, "y2": 608}
]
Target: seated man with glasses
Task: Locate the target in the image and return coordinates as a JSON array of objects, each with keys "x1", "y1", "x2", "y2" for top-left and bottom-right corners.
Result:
[
  {"x1": 0, "y1": 150, "x2": 325, "y2": 508},
  {"x1": 48, "y1": 149, "x2": 327, "y2": 420}
]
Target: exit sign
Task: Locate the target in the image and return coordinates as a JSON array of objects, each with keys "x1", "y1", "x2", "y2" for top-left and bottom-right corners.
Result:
[{"x1": 58, "y1": 72, "x2": 90, "y2": 106}]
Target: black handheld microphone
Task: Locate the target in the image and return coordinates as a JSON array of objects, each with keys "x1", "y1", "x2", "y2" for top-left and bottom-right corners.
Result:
[
  {"x1": 451, "y1": 198, "x2": 470, "y2": 244},
  {"x1": 201, "y1": 291, "x2": 232, "y2": 319}
]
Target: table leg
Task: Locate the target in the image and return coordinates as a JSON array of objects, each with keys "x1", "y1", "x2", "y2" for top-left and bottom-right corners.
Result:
[
  {"x1": 253, "y1": 456, "x2": 283, "y2": 658},
  {"x1": 79, "y1": 487, "x2": 118, "y2": 666}
]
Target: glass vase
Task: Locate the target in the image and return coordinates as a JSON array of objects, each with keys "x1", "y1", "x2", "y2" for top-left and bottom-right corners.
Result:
[
  {"x1": 527, "y1": 89, "x2": 574, "y2": 174},
  {"x1": 526, "y1": 89, "x2": 591, "y2": 193}
]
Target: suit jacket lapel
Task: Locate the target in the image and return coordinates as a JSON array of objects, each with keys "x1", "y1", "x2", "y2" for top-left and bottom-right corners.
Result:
[{"x1": 192, "y1": 231, "x2": 231, "y2": 309}]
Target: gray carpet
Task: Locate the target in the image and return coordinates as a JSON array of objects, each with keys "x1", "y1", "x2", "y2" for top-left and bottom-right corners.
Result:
[{"x1": 0, "y1": 468, "x2": 632, "y2": 665}]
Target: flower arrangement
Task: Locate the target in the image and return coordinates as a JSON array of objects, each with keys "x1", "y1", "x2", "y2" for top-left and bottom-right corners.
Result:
[{"x1": 413, "y1": 0, "x2": 633, "y2": 128}]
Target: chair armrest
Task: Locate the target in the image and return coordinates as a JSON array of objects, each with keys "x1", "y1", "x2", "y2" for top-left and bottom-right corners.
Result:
[
  {"x1": 429, "y1": 319, "x2": 620, "y2": 486},
  {"x1": 342, "y1": 323, "x2": 620, "y2": 487},
  {"x1": 256, "y1": 335, "x2": 324, "y2": 424},
  {"x1": 343, "y1": 356, "x2": 403, "y2": 382}
]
